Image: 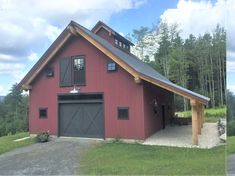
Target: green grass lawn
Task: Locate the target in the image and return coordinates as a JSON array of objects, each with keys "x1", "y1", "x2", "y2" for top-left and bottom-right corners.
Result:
[
  {"x1": 176, "y1": 107, "x2": 226, "y2": 122},
  {"x1": 0, "y1": 132, "x2": 36, "y2": 155},
  {"x1": 227, "y1": 136, "x2": 235, "y2": 155},
  {"x1": 81, "y1": 142, "x2": 225, "y2": 175}
]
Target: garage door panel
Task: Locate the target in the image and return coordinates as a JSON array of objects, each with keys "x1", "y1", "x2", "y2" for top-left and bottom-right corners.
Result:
[
  {"x1": 59, "y1": 102, "x2": 104, "y2": 138},
  {"x1": 60, "y1": 104, "x2": 83, "y2": 136}
]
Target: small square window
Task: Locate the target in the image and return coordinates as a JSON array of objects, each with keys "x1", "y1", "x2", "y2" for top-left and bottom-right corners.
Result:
[
  {"x1": 107, "y1": 62, "x2": 117, "y2": 72},
  {"x1": 118, "y1": 107, "x2": 129, "y2": 120},
  {"x1": 39, "y1": 108, "x2": 47, "y2": 119},
  {"x1": 45, "y1": 67, "x2": 54, "y2": 77}
]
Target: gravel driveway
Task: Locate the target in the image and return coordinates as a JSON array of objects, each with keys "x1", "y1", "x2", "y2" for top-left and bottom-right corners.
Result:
[
  {"x1": 0, "y1": 137, "x2": 99, "y2": 175},
  {"x1": 228, "y1": 154, "x2": 235, "y2": 175}
]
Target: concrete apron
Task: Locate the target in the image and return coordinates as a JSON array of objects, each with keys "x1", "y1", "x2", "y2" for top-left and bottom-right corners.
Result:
[{"x1": 143, "y1": 123, "x2": 222, "y2": 149}]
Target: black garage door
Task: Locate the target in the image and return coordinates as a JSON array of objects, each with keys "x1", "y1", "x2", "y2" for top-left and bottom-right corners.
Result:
[{"x1": 58, "y1": 94, "x2": 104, "y2": 138}]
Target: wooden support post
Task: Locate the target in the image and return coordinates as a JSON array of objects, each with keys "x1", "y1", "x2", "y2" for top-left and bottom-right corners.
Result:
[
  {"x1": 202, "y1": 105, "x2": 205, "y2": 124},
  {"x1": 199, "y1": 104, "x2": 203, "y2": 128},
  {"x1": 197, "y1": 103, "x2": 201, "y2": 135},
  {"x1": 191, "y1": 99, "x2": 198, "y2": 145}
]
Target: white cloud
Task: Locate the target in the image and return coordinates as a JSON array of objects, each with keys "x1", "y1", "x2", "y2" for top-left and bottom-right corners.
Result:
[
  {"x1": 160, "y1": 0, "x2": 227, "y2": 39},
  {"x1": 0, "y1": 0, "x2": 146, "y2": 58},
  {"x1": 227, "y1": 61, "x2": 235, "y2": 73},
  {"x1": 228, "y1": 85, "x2": 235, "y2": 94},
  {"x1": 28, "y1": 51, "x2": 39, "y2": 62},
  {"x1": 0, "y1": 54, "x2": 18, "y2": 62},
  {"x1": 0, "y1": 84, "x2": 10, "y2": 96},
  {"x1": 0, "y1": 0, "x2": 146, "y2": 95},
  {"x1": 119, "y1": 32, "x2": 124, "y2": 36},
  {"x1": 227, "y1": 51, "x2": 235, "y2": 60},
  {"x1": 0, "y1": 63, "x2": 25, "y2": 80}
]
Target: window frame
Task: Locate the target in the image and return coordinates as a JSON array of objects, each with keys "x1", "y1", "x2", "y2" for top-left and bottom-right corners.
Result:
[
  {"x1": 107, "y1": 61, "x2": 117, "y2": 72},
  {"x1": 39, "y1": 108, "x2": 48, "y2": 119},
  {"x1": 117, "y1": 107, "x2": 129, "y2": 120},
  {"x1": 72, "y1": 55, "x2": 86, "y2": 86},
  {"x1": 45, "y1": 67, "x2": 54, "y2": 77}
]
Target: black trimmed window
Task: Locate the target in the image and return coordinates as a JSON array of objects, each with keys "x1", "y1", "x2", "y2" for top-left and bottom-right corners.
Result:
[
  {"x1": 107, "y1": 62, "x2": 117, "y2": 72},
  {"x1": 72, "y1": 56, "x2": 85, "y2": 85},
  {"x1": 118, "y1": 107, "x2": 129, "y2": 120},
  {"x1": 45, "y1": 67, "x2": 54, "y2": 77},
  {"x1": 39, "y1": 108, "x2": 47, "y2": 119}
]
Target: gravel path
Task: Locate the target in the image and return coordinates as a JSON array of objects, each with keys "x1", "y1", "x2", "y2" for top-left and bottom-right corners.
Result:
[
  {"x1": 228, "y1": 154, "x2": 235, "y2": 175},
  {"x1": 0, "y1": 137, "x2": 99, "y2": 175},
  {"x1": 143, "y1": 123, "x2": 221, "y2": 148}
]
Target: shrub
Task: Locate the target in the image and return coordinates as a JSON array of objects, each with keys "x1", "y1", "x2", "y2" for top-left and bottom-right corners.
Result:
[{"x1": 36, "y1": 132, "x2": 50, "y2": 143}]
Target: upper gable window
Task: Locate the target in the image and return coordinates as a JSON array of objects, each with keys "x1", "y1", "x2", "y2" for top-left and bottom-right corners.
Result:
[
  {"x1": 73, "y1": 56, "x2": 85, "y2": 85},
  {"x1": 59, "y1": 55, "x2": 86, "y2": 87},
  {"x1": 74, "y1": 57, "x2": 84, "y2": 70},
  {"x1": 107, "y1": 62, "x2": 117, "y2": 72}
]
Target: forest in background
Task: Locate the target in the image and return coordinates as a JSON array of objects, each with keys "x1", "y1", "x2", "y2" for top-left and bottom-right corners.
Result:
[
  {"x1": 0, "y1": 84, "x2": 28, "y2": 137},
  {"x1": 128, "y1": 21, "x2": 226, "y2": 111}
]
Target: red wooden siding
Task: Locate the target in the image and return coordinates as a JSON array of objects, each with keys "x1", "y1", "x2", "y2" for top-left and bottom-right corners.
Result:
[
  {"x1": 95, "y1": 27, "x2": 115, "y2": 46},
  {"x1": 29, "y1": 35, "x2": 145, "y2": 139}
]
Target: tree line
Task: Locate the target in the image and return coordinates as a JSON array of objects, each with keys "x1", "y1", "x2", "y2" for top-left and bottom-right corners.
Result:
[
  {"x1": 0, "y1": 84, "x2": 28, "y2": 137},
  {"x1": 129, "y1": 22, "x2": 226, "y2": 111}
]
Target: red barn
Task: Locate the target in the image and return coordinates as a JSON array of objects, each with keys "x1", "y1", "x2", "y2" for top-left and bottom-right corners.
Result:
[{"x1": 19, "y1": 21, "x2": 209, "y2": 144}]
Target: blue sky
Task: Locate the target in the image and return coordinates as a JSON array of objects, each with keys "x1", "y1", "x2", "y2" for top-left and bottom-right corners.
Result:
[{"x1": 0, "y1": 0, "x2": 234, "y2": 95}]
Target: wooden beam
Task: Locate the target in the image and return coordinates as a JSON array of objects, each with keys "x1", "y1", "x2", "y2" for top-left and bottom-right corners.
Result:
[
  {"x1": 202, "y1": 105, "x2": 205, "y2": 124},
  {"x1": 197, "y1": 103, "x2": 201, "y2": 135},
  {"x1": 191, "y1": 99, "x2": 198, "y2": 145},
  {"x1": 140, "y1": 75, "x2": 208, "y2": 105},
  {"x1": 134, "y1": 76, "x2": 142, "y2": 84},
  {"x1": 22, "y1": 84, "x2": 32, "y2": 90},
  {"x1": 200, "y1": 104, "x2": 204, "y2": 128}
]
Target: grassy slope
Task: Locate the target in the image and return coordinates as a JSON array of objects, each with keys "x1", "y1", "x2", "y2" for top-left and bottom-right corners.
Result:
[
  {"x1": 0, "y1": 132, "x2": 36, "y2": 155},
  {"x1": 176, "y1": 107, "x2": 226, "y2": 122},
  {"x1": 227, "y1": 136, "x2": 235, "y2": 155},
  {"x1": 82, "y1": 142, "x2": 225, "y2": 175}
]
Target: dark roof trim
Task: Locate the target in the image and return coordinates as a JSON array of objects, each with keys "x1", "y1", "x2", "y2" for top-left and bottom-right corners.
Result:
[{"x1": 91, "y1": 21, "x2": 134, "y2": 46}]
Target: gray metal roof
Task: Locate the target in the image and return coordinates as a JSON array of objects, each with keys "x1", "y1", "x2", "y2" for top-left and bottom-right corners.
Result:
[{"x1": 71, "y1": 21, "x2": 210, "y2": 103}]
